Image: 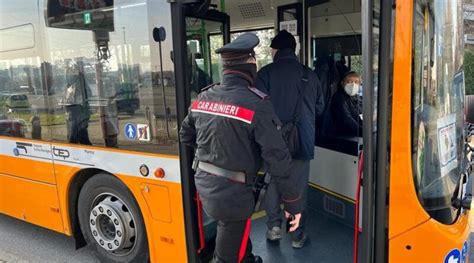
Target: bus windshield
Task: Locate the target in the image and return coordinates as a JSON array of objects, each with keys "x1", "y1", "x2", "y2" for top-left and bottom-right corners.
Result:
[{"x1": 412, "y1": 0, "x2": 464, "y2": 224}]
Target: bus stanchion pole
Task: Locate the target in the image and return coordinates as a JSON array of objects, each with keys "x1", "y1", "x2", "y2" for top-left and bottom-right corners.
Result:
[{"x1": 158, "y1": 33, "x2": 170, "y2": 139}]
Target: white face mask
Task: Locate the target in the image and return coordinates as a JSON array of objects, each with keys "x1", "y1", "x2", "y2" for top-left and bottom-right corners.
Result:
[{"x1": 344, "y1": 83, "x2": 360, "y2": 96}]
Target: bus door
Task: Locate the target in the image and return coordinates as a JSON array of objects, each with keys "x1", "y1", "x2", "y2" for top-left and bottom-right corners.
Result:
[
  {"x1": 186, "y1": 9, "x2": 230, "y2": 260},
  {"x1": 171, "y1": 1, "x2": 368, "y2": 262},
  {"x1": 171, "y1": 4, "x2": 230, "y2": 261}
]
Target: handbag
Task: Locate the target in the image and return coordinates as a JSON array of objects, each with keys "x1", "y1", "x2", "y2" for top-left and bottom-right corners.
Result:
[{"x1": 281, "y1": 66, "x2": 308, "y2": 157}]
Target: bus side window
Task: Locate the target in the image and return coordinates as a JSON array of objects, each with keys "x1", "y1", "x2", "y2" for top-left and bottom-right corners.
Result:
[
  {"x1": 0, "y1": 52, "x2": 49, "y2": 140},
  {"x1": 44, "y1": 1, "x2": 179, "y2": 155}
]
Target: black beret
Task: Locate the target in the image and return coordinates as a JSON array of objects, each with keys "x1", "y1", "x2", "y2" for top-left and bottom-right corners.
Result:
[
  {"x1": 270, "y1": 30, "x2": 296, "y2": 51},
  {"x1": 215, "y1": 33, "x2": 259, "y2": 54}
]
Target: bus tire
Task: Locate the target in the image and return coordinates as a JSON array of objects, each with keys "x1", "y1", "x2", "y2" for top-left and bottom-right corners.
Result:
[{"x1": 77, "y1": 173, "x2": 149, "y2": 263}]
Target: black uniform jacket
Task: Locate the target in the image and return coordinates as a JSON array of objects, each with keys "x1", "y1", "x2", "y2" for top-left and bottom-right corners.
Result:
[{"x1": 180, "y1": 71, "x2": 303, "y2": 220}]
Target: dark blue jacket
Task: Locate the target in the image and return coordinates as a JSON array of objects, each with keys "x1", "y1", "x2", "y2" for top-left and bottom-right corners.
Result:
[{"x1": 256, "y1": 49, "x2": 324, "y2": 160}]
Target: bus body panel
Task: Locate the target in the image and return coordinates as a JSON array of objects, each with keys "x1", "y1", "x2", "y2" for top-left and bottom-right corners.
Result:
[
  {"x1": 389, "y1": 0, "x2": 431, "y2": 239},
  {"x1": 114, "y1": 175, "x2": 188, "y2": 263},
  {"x1": 0, "y1": 172, "x2": 63, "y2": 233},
  {"x1": 50, "y1": 143, "x2": 188, "y2": 263},
  {"x1": 0, "y1": 137, "x2": 56, "y2": 184},
  {"x1": 389, "y1": 213, "x2": 470, "y2": 262},
  {"x1": 0, "y1": 135, "x2": 188, "y2": 262},
  {"x1": 390, "y1": 0, "x2": 470, "y2": 261}
]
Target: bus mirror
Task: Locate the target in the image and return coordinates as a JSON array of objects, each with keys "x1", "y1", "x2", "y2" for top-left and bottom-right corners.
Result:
[{"x1": 153, "y1": 27, "x2": 166, "y2": 42}]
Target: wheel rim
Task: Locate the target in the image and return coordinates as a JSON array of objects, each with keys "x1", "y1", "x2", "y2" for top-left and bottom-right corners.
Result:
[{"x1": 89, "y1": 193, "x2": 137, "y2": 256}]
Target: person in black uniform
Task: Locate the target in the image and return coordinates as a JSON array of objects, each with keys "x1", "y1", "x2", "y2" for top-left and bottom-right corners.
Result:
[{"x1": 180, "y1": 33, "x2": 303, "y2": 263}]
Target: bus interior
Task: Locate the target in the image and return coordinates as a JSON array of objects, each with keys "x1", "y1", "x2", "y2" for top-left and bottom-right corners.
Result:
[{"x1": 185, "y1": 1, "x2": 365, "y2": 262}]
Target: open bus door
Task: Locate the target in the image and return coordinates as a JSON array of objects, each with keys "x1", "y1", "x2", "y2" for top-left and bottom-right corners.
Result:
[
  {"x1": 170, "y1": 2, "x2": 230, "y2": 262},
  {"x1": 170, "y1": 1, "x2": 376, "y2": 262},
  {"x1": 170, "y1": 0, "x2": 392, "y2": 262}
]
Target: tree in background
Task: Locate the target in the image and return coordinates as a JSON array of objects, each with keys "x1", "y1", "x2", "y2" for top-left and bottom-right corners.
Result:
[
  {"x1": 230, "y1": 29, "x2": 274, "y2": 69},
  {"x1": 465, "y1": 51, "x2": 474, "y2": 95}
]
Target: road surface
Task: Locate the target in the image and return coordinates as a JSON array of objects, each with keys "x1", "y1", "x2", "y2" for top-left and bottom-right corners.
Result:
[
  {"x1": 0, "y1": 214, "x2": 98, "y2": 262},
  {"x1": 1, "y1": 211, "x2": 474, "y2": 262}
]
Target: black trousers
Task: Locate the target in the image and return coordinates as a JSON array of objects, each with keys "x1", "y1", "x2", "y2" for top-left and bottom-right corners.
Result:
[
  {"x1": 213, "y1": 219, "x2": 252, "y2": 263},
  {"x1": 194, "y1": 170, "x2": 255, "y2": 263},
  {"x1": 264, "y1": 159, "x2": 309, "y2": 241}
]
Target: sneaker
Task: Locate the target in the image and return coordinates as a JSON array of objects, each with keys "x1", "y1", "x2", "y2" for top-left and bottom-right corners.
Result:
[
  {"x1": 266, "y1": 226, "x2": 282, "y2": 241},
  {"x1": 242, "y1": 255, "x2": 262, "y2": 263},
  {"x1": 291, "y1": 234, "x2": 308, "y2": 249}
]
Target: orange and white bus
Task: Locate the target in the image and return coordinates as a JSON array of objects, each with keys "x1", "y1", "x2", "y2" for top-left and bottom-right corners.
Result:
[{"x1": 0, "y1": 0, "x2": 470, "y2": 262}]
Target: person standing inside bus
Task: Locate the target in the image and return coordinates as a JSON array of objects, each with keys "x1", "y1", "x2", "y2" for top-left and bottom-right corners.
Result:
[
  {"x1": 256, "y1": 30, "x2": 324, "y2": 248},
  {"x1": 180, "y1": 33, "x2": 303, "y2": 263}
]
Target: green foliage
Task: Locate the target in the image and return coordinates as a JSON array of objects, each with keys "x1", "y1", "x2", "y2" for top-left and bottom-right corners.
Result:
[{"x1": 465, "y1": 51, "x2": 474, "y2": 95}]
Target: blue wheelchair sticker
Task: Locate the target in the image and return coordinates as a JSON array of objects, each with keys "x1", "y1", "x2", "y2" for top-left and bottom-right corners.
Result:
[
  {"x1": 444, "y1": 248, "x2": 461, "y2": 263},
  {"x1": 124, "y1": 123, "x2": 137, "y2": 140},
  {"x1": 461, "y1": 241, "x2": 469, "y2": 263}
]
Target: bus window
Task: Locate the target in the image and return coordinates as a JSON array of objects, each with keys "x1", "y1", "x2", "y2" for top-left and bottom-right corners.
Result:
[
  {"x1": 231, "y1": 29, "x2": 274, "y2": 69},
  {"x1": 186, "y1": 16, "x2": 225, "y2": 96},
  {"x1": 209, "y1": 28, "x2": 274, "y2": 83},
  {"x1": 411, "y1": 0, "x2": 464, "y2": 224},
  {"x1": 0, "y1": 6, "x2": 50, "y2": 141},
  {"x1": 44, "y1": 1, "x2": 179, "y2": 154},
  {"x1": 209, "y1": 34, "x2": 224, "y2": 83}
]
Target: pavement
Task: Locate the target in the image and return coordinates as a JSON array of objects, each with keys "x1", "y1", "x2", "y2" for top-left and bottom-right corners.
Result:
[{"x1": 0, "y1": 214, "x2": 98, "y2": 263}]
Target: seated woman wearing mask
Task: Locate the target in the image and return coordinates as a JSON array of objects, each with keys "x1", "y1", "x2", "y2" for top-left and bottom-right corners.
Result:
[{"x1": 330, "y1": 71, "x2": 363, "y2": 137}]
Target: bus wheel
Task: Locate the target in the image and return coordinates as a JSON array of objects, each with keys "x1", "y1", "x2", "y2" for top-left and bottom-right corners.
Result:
[{"x1": 78, "y1": 174, "x2": 149, "y2": 262}]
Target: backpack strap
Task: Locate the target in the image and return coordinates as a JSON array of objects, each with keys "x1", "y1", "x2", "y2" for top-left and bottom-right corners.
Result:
[{"x1": 293, "y1": 66, "x2": 308, "y2": 124}]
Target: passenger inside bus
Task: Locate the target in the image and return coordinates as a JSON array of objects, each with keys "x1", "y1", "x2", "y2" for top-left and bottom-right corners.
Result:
[
  {"x1": 256, "y1": 29, "x2": 324, "y2": 249},
  {"x1": 335, "y1": 57, "x2": 350, "y2": 77},
  {"x1": 329, "y1": 71, "x2": 363, "y2": 137},
  {"x1": 190, "y1": 52, "x2": 212, "y2": 94},
  {"x1": 314, "y1": 56, "x2": 341, "y2": 139}
]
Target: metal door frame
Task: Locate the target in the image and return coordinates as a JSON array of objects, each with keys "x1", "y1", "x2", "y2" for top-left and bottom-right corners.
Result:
[{"x1": 170, "y1": 2, "x2": 230, "y2": 262}]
